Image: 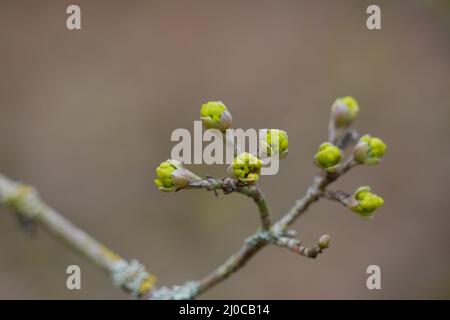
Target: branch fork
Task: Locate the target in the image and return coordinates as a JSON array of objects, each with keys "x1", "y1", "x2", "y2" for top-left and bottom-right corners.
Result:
[{"x1": 1, "y1": 96, "x2": 387, "y2": 299}]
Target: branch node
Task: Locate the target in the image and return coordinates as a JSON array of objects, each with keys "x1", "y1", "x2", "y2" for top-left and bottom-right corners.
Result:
[{"x1": 111, "y1": 259, "x2": 156, "y2": 297}]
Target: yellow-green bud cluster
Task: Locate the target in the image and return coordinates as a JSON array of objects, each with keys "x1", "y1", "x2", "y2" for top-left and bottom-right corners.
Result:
[
  {"x1": 331, "y1": 96, "x2": 359, "y2": 128},
  {"x1": 200, "y1": 101, "x2": 232, "y2": 132},
  {"x1": 154, "y1": 160, "x2": 178, "y2": 192},
  {"x1": 314, "y1": 142, "x2": 342, "y2": 172},
  {"x1": 230, "y1": 152, "x2": 262, "y2": 183},
  {"x1": 350, "y1": 186, "x2": 384, "y2": 218},
  {"x1": 353, "y1": 135, "x2": 387, "y2": 165},
  {"x1": 154, "y1": 160, "x2": 200, "y2": 192},
  {"x1": 263, "y1": 129, "x2": 289, "y2": 159}
]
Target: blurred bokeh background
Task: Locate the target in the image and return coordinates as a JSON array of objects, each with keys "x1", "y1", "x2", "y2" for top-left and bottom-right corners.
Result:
[{"x1": 0, "y1": 0, "x2": 449, "y2": 299}]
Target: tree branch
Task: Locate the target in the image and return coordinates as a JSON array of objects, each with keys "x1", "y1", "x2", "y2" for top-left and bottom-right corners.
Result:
[
  {"x1": 0, "y1": 174, "x2": 156, "y2": 297},
  {"x1": 1, "y1": 158, "x2": 358, "y2": 300},
  {"x1": 1, "y1": 95, "x2": 385, "y2": 300}
]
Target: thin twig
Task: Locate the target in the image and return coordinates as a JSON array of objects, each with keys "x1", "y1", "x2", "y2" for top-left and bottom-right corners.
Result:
[
  {"x1": 272, "y1": 236, "x2": 328, "y2": 259},
  {"x1": 149, "y1": 158, "x2": 358, "y2": 299},
  {"x1": 322, "y1": 189, "x2": 353, "y2": 207}
]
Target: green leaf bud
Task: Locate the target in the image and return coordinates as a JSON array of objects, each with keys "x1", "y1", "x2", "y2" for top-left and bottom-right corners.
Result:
[
  {"x1": 230, "y1": 152, "x2": 262, "y2": 183},
  {"x1": 331, "y1": 96, "x2": 360, "y2": 128},
  {"x1": 200, "y1": 101, "x2": 232, "y2": 132},
  {"x1": 353, "y1": 135, "x2": 387, "y2": 165},
  {"x1": 261, "y1": 129, "x2": 289, "y2": 159},
  {"x1": 349, "y1": 186, "x2": 384, "y2": 218},
  {"x1": 314, "y1": 142, "x2": 342, "y2": 172},
  {"x1": 154, "y1": 160, "x2": 200, "y2": 192}
]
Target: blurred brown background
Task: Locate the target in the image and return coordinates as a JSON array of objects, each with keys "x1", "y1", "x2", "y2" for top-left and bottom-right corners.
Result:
[{"x1": 0, "y1": 0, "x2": 449, "y2": 299}]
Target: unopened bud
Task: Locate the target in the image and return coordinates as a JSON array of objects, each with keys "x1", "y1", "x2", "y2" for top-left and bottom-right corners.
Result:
[
  {"x1": 331, "y1": 96, "x2": 359, "y2": 128},
  {"x1": 318, "y1": 234, "x2": 331, "y2": 249},
  {"x1": 260, "y1": 129, "x2": 289, "y2": 159},
  {"x1": 229, "y1": 152, "x2": 262, "y2": 183},
  {"x1": 349, "y1": 186, "x2": 384, "y2": 218},
  {"x1": 314, "y1": 142, "x2": 342, "y2": 172},
  {"x1": 353, "y1": 135, "x2": 387, "y2": 165},
  {"x1": 154, "y1": 160, "x2": 200, "y2": 192},
  {"x1": 200, "y1": 101, "x2": 232, "y2": 132}
]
